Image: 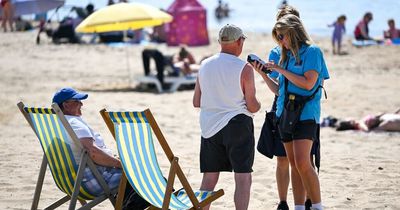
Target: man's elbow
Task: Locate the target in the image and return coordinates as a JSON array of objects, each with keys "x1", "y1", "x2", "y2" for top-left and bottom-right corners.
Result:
[
  {"x1": 193, "y1": 99, "x2": 200, "y2": 108},
  {"x1": 247, "y1": 102, "x2": 261, "y2": 113}
]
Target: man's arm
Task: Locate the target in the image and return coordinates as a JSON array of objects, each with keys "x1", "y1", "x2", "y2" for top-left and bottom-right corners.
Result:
[
  {"x1": 193, "y1": 77, "x2": 201, "y2": 108},
  {"x1": 241, "y1": 64, "x2": 261, "y2": 113},
  {"x1": 80, "y1": 138, "x2": 122, "y2": 168}
]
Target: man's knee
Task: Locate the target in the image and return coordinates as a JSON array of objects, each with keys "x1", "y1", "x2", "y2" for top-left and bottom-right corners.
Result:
[
  {"x1": 201, "y1": 172, "x2": 219, "y2": 190},
  {"x1": 234, "y1": 173, "x2": 252, "y2": 186}
]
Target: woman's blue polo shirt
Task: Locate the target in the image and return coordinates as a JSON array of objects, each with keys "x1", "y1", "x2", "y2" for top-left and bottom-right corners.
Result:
[{"x1": 274, "y1": 44, "x2": 326, "y2": 123}]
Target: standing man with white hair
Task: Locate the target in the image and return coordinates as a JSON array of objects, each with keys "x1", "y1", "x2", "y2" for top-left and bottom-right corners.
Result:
[{"x1": 193, "y1": 24, "x2": 261, "y2": 210}]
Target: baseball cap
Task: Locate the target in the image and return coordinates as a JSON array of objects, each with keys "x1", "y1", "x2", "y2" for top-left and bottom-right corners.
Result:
[
  {"x1": 52, "y1": 87, "x2": 88, "y2": 104},
  {"x1": 218, "y1": 24, "x2": 246, "y2": 44}
]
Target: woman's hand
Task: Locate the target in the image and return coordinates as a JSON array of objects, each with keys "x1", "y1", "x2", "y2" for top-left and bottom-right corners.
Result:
[{"x1": 265, "y1": 61, "x2": 281, "y2": 72}]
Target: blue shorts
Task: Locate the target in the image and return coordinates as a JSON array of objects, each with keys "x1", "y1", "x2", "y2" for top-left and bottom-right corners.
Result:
[{"x1": 82, "y1": 166, "x2": 122, "y2": 196}]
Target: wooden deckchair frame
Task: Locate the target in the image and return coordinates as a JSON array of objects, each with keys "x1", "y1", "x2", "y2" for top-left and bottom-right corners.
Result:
[
  {"x1": 100, "y1": 108, "x2": 224, "y2": 210},
  {"x1": 18, "y1": 102, "x2": 118, "y2": 210}
]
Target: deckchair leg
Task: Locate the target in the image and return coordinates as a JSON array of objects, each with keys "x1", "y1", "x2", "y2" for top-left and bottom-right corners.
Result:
[
  {"x1": 162, "y1": 157, "x2": 178, "y2": 210},
  {"x1": 69, "y1": 153, "x2": 89, "y2": 210},
  {"x1": 44, "y1": 195, "x2": 70, "y2": 210},
  {"x1": 198, "y1": 189, "x2": 225, "y2": 209},
  {"x1": 114, "y1": 171, "x2": 127, "y2": 210},
  {"x1": 31, "y1": 155, "x2": 47, "y2": 210}
]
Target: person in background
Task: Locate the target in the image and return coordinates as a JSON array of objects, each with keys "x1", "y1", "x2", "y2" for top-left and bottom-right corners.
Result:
[
  {"x1": 253, "y1": 14, "x2": 326, "y2": 210},
  {"x1": 15, "y1": 16, "x2": 33, "y2": 31},
  {"x1": 1, "y1": 0, "x2": 14, "y2": 32},
  {"x1": 142, "y1": 46, "x2": 197, "y2": 89},
  {"x1": 383, "y1": 19, "x2": 400, "y2": 40},
  {"x1": 215, "y1": 0, "x2": 230, "y2": 20},
  {"x1": 150, "y1": 23, "x2": 167, "y2": 43},
  {"x1": 328, "y1": 15, "x2": 346, "y2": 55},
  {"x1": 336, "y1": 109, "x2": 400, "y2": 132},
  {"x1": 172, "y1": 46, "x2": 197, "y2": 75},
  {"x1": 193, "y1": 24, "x2": 260, "y2": 210},
  {"x1": 354, "y1": 12, "x2": 374, "y2": 41}
]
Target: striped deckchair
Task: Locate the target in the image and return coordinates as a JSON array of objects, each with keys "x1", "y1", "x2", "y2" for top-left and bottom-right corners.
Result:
[
  {"x1": 17, "y1": 102, "x2": 118, "y2": 210},
  {"x1": 100, "y1": 109, "x2": 224, "y2": 210}
]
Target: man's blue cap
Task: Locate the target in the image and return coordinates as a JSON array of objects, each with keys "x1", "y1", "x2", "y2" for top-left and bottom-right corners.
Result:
[{"x1": 52, "y1": 87, "x2": 88, "y2": 104}]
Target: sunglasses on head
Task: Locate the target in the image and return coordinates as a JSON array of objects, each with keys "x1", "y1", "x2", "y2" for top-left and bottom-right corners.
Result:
[{"x1": 277, "y1": 34, "x2": 284, "y2": 41}]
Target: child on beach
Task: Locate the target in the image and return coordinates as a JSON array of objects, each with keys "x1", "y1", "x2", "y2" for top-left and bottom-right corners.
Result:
[
  {"x1": 328, "y1": 15, "x2": 346, "y2": 55},
  {"x1": 383, "y1": 19, "x2": 400, "y2": 40}
]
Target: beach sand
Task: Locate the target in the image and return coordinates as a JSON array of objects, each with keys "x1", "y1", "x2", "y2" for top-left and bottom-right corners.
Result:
[{"x1": 1, "y1": 30, "x2": 400, "y2": 209}]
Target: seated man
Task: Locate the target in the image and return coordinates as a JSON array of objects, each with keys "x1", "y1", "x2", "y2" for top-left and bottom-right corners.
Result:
[{"x1": 52, "y1": 87, "x2": 149, "y2": 210}]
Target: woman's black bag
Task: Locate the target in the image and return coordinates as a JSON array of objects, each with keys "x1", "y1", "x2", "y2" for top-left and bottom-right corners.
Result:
[
  {"x1": 257, "y1": 111, "x2": 278, "y2": 159},
  {"x1": 278, "y1": 77, "x2": 325, "y2": 135}
]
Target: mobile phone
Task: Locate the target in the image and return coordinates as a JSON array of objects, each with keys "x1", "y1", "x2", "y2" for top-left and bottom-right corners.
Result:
[{"x1": 247, "y1": 54, "x2": 271, "y2": 74}]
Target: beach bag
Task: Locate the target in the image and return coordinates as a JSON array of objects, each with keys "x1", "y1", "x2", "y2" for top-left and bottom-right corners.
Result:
[
  {"x1": 257, "y1": 111, "x2": 277, "y2": 159},
  {"x1": 278, "y1": 77, "x2": 324, "y2": 135}
]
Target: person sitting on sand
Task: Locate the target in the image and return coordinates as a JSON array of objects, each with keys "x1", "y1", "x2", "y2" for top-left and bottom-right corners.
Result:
[
  {"x1": 354, "y1": 12, "x2": 374, "y2": 41},
  {"x1": 336, "y1": 109, "x2": 400, "y2": 132},
  {"x1": 383, "y1": 19, "x2": 400, "y2": 40}
]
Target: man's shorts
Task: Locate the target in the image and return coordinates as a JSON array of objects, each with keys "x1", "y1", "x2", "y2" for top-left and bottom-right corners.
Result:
[
  {"x1": 82, "y1": 166, "x2": 122, "y2": 196},
  {"x1": 279, "y1": 120, "x2": 318, "y2": 143},
  {"x1": 200, "y1": 114, "x2": 254, "y2": 173}
]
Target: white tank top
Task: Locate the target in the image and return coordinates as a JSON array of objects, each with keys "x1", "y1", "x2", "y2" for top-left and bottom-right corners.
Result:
[{"x1": 199, "y1": 52, "x2": 253, "y2": 138}]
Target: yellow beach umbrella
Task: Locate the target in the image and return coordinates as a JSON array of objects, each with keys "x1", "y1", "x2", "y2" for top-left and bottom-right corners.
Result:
[{"x1": 75, "y1": 2, "x2": 173, "y2": 33}]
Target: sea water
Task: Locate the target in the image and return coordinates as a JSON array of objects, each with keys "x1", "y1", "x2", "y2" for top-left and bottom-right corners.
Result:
[{"x1": 57, "y1": 0, "x2": 400, "y2": 37}]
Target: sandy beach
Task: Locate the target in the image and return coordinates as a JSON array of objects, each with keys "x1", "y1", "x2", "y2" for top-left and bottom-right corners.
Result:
[{"x1": 1, "y1": 29, "x2": 400, "y2": 210}]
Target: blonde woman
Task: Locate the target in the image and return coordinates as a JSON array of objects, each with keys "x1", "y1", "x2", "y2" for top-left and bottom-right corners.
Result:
[{"x1": 253, "y1": 14, "x2": 326, "y2": 210}]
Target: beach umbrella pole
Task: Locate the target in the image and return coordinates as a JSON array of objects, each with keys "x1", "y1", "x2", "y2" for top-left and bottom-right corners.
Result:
[{"x1": 124, "y1": 33, "x2": 134, "y2": 87}]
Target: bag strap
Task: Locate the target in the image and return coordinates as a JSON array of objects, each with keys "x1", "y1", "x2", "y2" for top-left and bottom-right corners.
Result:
[{"x1": 283, "y1": 61, "x2": 327, "y2": 102}]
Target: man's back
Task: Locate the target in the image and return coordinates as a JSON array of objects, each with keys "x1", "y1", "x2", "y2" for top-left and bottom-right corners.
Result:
[{"x1": 198, "y1": 52, "x2": 251, "y2": 138}]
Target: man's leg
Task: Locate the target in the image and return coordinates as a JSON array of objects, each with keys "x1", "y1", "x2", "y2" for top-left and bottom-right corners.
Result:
[
  {"x1": 234, "y1": 172, "x2": 252, "y2": 210},
  {"x1": 200, "y1": 172, "x2": 220, "y2": 210},
  {"x1": 153, "y1": 50, "x2": 165, "y2": 85},
  {"x1": 142, "y1": 49, "x2": 151, "y2": 76}
]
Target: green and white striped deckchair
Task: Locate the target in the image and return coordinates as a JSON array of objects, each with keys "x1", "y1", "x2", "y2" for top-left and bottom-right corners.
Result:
[
  {"x1": 18, "y1": 102, "x2": 118, "y2": 210},
  {"x1": 100, "y1": 109, "x2": 224, "y2": 210}
]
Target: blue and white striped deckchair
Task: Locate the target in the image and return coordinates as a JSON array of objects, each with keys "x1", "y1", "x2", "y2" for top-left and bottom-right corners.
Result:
[
  {"x1": 17, "y1": 102, "x2": 118, "y2": 210},
  {"x1": 100, "y1": 109, "x2": 224, "y2": 210}
]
